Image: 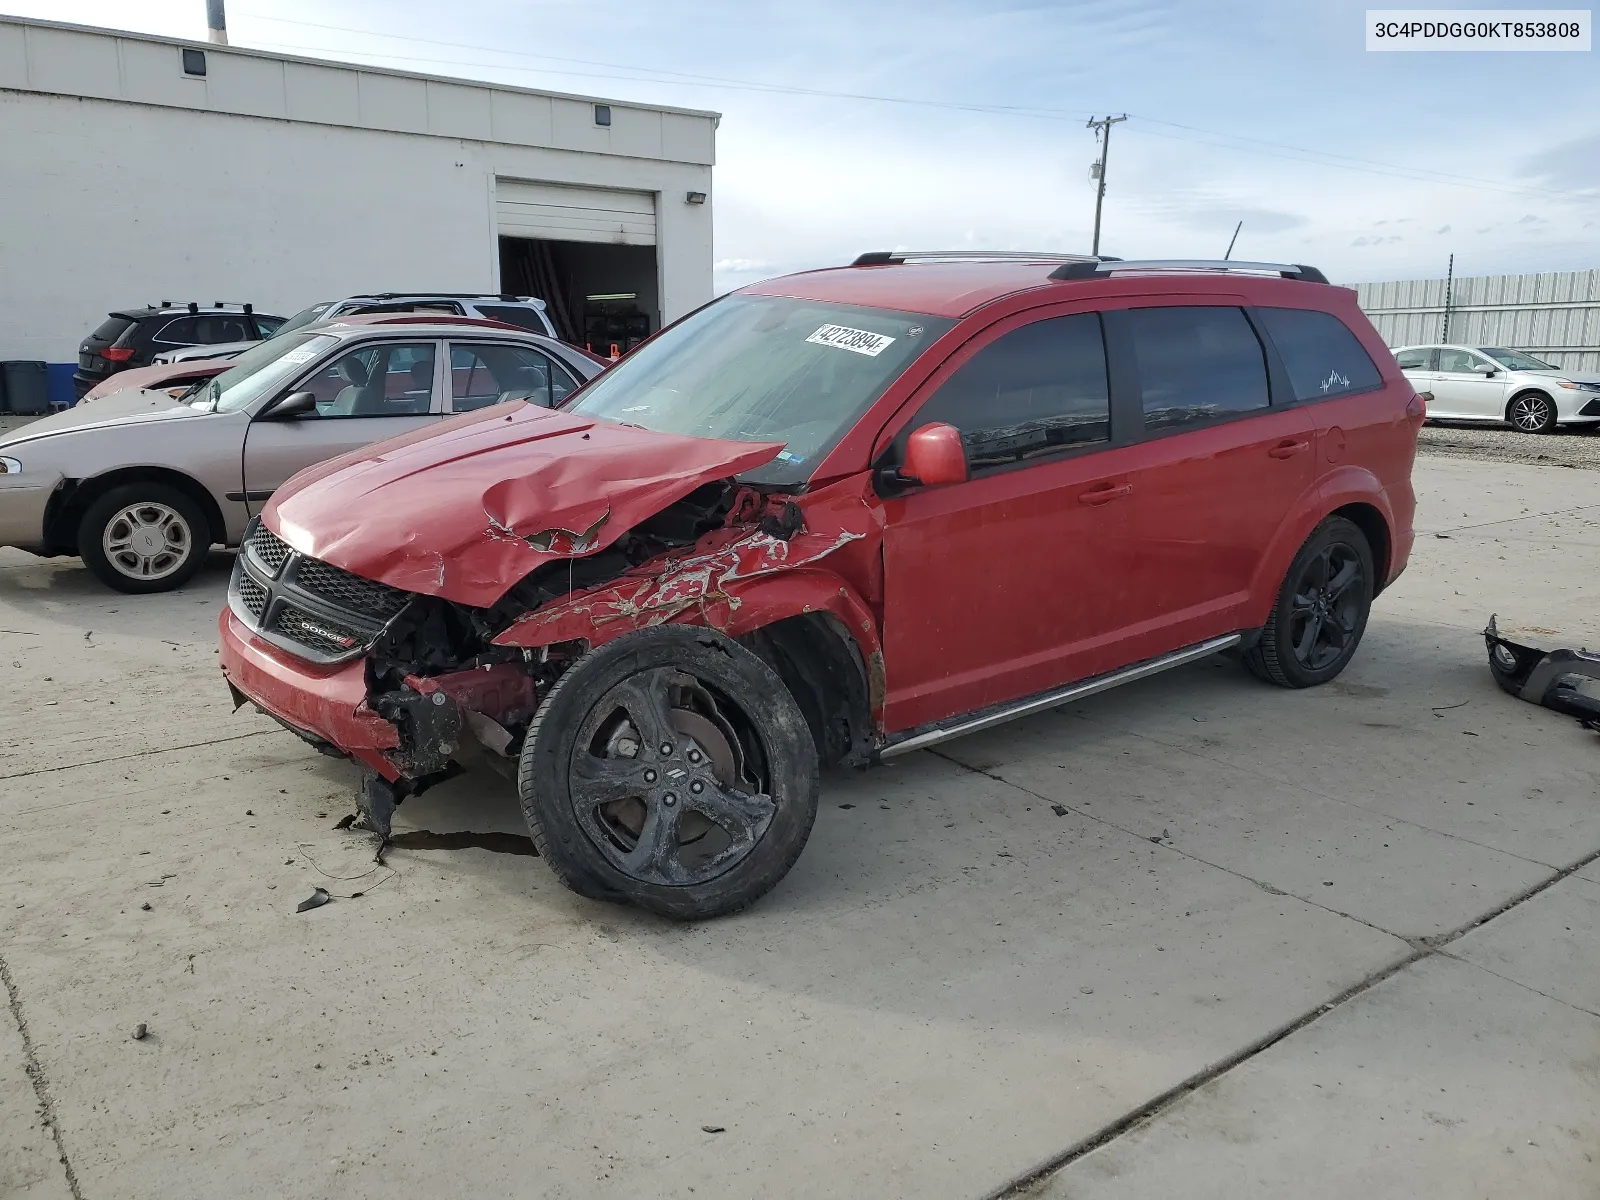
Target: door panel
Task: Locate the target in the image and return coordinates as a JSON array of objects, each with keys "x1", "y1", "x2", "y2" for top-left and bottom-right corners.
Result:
[
  {"x1": 1115, "y1": 408, "x2": 1316, "y2": 660},
  {"x1": 879, "y1": 311, "x2": 1130, "y2": 731},
  {"x1": 882, "y1": 447, "x2": 1143, "y2": 731},
  {"x1": 241, "y1": 340, "x2": 444, "y2": 514},
  {"x1": 1431, "y1": 348, "x2": 1509, "y2": 419},
  {"x1": 1108, "y1": 305, "x2": 1318, "y2": 661}
]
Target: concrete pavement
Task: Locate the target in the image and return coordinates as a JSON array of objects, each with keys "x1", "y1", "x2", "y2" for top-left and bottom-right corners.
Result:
[{"x1": 2, "y1": 455, "x2": 1597, "y2": 1199}]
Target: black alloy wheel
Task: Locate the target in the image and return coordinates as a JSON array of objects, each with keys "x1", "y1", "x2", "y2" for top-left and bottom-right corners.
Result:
[
  {"x1": 519, "y1": 626, "x2": 819, "y2": 919},
  {"x1": 1245, "y1": 516, "x2": 1374, "y2": 688}
]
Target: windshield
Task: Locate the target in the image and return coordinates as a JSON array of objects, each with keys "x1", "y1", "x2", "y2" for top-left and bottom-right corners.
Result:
[
  {"x1": 267, "y1": 301, "x2": 336, "y2": 340},
  {"x1": 198, "y1": 332, "x2": 341, "y2": 413},
  {"x1": 565, "y1": 294, "x2": 952, "y2": 486},
  {"x1": 1482, "y1": 347, "x2": 1555, "y2": 371}
]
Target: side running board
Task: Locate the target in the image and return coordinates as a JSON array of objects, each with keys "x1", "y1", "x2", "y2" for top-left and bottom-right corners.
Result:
[{"x1": 879, "y1": 633, "x2": 1242, "y2": 759}]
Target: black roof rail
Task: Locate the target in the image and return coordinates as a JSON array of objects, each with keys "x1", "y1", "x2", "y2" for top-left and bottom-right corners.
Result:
[
  {"x1": 1050, "y1": 259, "x2": 1328, "y2": 283},
  {"x1": 852, "y1": 250, "x2": 1105, "y2": 267}
]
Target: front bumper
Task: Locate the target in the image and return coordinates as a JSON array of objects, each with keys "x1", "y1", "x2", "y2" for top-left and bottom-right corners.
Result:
[
  {"x1": 218, "y1": 607, "x2": 404, "y2": 780},
  {"x1": 0, "y1": 475, "x2": 62, "y2": 552}
]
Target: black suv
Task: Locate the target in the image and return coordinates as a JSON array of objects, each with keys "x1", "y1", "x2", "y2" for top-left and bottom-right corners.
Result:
[{"x1": 73, "y1": 303, "x2": 285, "y2": 397}]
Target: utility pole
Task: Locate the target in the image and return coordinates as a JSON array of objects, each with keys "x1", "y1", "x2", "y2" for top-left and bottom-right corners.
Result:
[
  {"x1": 1086, "y1": 114, "x2": 1126, "y2": 257},
  {"x1": 1441, "y1": 253, "x2": 1454, "y2": 343}
]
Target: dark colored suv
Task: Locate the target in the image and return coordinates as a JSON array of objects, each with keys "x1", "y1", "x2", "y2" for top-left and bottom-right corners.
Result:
[
  {"x1": 220, "y1": 253, "x2": 1422, "y2": 920},
  {"x1": 73, "y1": 303, "x2": 284, "y2": 397}
]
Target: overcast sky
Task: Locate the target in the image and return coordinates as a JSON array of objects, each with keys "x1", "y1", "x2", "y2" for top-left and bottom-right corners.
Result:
[{"x1": 7, "y1": 0, "x2": 1597, "y2": 293}]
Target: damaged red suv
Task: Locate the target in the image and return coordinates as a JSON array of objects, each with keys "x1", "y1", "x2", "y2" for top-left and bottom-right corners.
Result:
[{"x1": 219, "y1": 253, "x2": 1420, "y2": 919}]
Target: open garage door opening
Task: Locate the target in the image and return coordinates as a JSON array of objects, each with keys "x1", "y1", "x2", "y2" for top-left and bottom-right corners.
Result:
[{"x1": 495, "y1": 180, "x2": 660, "y2": 356}]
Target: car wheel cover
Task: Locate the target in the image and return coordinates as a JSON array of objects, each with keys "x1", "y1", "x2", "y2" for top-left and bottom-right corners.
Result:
[
  {"x1": 1511, "y1": 395, "x2": 1550, "y2": 431},
  {"x1": 1289, "y1": 541, "x2": 1365, "y2": 672},
  {"x1": 102, "y1": 502, "x2": 192, "y2": 581},
  {"x1": 566, "y1": 666, "x2": 776, "y2": 887}
]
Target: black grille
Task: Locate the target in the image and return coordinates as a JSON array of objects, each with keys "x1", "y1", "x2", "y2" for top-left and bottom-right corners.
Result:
[
  {"x1": 249, "y1": 524, "x2": 290, "y2": 575},
  {"x1": 1581, "y1": 397, "x2": 1600, "y2": 417},
  {"x1": 293, "y1": 559, "x2": 411, "y2": 621},
  {"x1": 236, "y1": 572, "x2": 267, "y2": 620},
  {"x1": 231, "y1": 518, "x2": 415, "y2": 664},
  {"x1": 274, "y1": 605, "x2": 364, "y2": 657}
]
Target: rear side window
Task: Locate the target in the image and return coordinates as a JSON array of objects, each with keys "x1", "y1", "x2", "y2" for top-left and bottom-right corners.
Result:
[
  {"x1": 1394, "y1": 347, "x2": 1434, "y2": 371},
  {"x1": 911, "y1": 313, "x2": 1110, "y2": 468},
  {"x1": 253, "y1": 315, "x2": 285, "y2": 337},
  {"x1": 1255, "y1": 307, "x2": 1383, "y2": 401},
  {"x1": 92, "y1": 315, "x2": 135, "y2": 342},
  {"x1": 1125, "y1": 306, "x2": 1269, "y2": 430},
  {"x1": 475, "y1": 304, "x2": 549, "y2": 333},
  {"x1": 448, "y1": 342, "x2": 575, "y2": 411},
  {"x1": 154, "y1": 317, "x2": 198, "y2": 344},
  {"x1": 194, "y1": 314, "x2": 253, "y2": 344}
]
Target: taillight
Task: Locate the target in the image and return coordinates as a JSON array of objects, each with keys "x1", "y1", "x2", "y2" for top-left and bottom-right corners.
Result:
[{"x1": 102, "y1": 346, "x2": 135, "y2": 362}]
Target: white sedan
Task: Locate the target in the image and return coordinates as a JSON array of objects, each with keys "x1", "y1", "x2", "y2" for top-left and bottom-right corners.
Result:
[{"x1": 1394, "y1": 344, "x2": 1600, "y2": 433}]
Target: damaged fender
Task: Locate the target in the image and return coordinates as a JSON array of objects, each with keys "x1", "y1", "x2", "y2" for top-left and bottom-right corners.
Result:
[{"x1": 493, "y1": 475, "x2": 887, "y2": 719}]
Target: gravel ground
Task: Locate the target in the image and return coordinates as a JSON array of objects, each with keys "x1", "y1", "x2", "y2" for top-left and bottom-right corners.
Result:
[{"x1": 1418, "y1": 420, "x2": 1600, "y2": 470}]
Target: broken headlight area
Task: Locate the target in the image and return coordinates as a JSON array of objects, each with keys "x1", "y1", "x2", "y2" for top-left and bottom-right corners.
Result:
[
  {"x1": 1484, "y1": 614, "x2": 1600, "y2": 733},
  {"x1": 351, "y1": 482, "x2": 759, "y2": 825}
]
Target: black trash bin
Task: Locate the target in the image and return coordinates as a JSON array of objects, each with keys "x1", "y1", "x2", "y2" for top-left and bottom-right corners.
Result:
[{"x1": 1, "y1": 361, "x2": 49, "y2": 415}]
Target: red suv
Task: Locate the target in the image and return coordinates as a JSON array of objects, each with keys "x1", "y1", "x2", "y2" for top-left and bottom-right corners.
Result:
[{"x1": 219, "y1": 253, "x2": 1420, "y2": 919}]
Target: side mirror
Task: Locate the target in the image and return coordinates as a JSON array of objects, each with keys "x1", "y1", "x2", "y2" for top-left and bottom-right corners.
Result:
[
  {"x1": 264, "y1": 391, "x2": 318, "y2": 420},
  {"x1": 901, "y1": 423, "x2": 969, "y2": 488},
  {"x1": 1474, "y1": 363, "x2": 1498, "y2": 376}
]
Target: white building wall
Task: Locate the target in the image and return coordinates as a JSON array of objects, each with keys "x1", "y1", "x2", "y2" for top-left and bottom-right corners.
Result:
[{"x1": 0, "y1": 17, "x2": 716, "y2": 364}]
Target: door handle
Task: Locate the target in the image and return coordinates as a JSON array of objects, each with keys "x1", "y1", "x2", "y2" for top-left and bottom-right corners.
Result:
[
  {"x1": 1268, "y1": 439, "x2": 1311, "y2": 459},
  {"x1": 1079, "y1": 481, "x2": 1133, "y2": 505}
]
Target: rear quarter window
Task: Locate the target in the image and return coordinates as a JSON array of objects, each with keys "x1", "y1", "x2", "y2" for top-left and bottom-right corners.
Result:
[
  {"x1": 1256, "y1": 307, "x2": 1383, "y2": 401},
  {"x1": 92, "y1": 316, "x2": 134, "y2": 341},
  {"x1": 474, "y1": 304, "x2": 549, "y2": 333}
]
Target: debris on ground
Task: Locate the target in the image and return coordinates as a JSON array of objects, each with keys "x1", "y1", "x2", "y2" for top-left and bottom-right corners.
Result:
[
  {"x1": 1485, "y1": 615, "x2": 1600, "y2": 733},
  {"x1": 131, "y1": 1023, "x2": 148, "y2": 1040},
  {"x1": 139, "y1": 901, "x2": 152, "y2": 911},
  {"x1": 296, "y1": 887, "x2": 331, "y2": 913},
  {"x1": 333, "y1": 814, "x2": 355, "y2": 830},
  {"x1": 701, "y1": 1125, "x2": 725, "y2": 1134},
  {"x1": 1051, "y1": 804, "x2": 1068, "y2": 817}
]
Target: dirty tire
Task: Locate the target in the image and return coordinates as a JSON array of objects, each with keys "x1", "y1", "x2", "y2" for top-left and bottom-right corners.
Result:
[
  {"x1": 78, "y1": 483, "x2": 210, "y2": 594},
  {"x1": 518, "y1": 626, "x2": 820, "y2": 920},
  {"x1": 1244, "y1": 516, "x2": 1374, "y2": 689},
  {"x1": 1506, "y1": 391, "x2": 1557, "y2": 434}
]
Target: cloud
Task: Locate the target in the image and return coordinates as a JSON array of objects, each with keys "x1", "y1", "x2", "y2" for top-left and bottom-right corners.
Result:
[
  {"x1": 713, "y1": 258, "x2": 773, "y2": 273},
  {"x1": 1521, "y1": 130, "x2": 1600, "y2": 191},
  {"x1": 1436, "y1": 224, "x2": 1451, "y2": 233}
]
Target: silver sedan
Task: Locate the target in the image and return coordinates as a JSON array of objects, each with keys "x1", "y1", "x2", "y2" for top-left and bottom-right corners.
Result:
[{"x1": 0, "y1": 317, "x2": 604, "y2": 592}]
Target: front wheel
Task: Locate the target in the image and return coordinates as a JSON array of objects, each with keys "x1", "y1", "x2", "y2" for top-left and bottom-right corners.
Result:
[
  {"x1": 77, "y1": 483, "x2": 210, "y2": 593},
  {"x1": 518, "y1": 626, "x2": 820, "y2": 920},
  {"x1": 1507, "y1": 391, "x2": 1557, "y2": 434},
  {"x1": 1244, "y1": 516, "x2": 1374, "y2": 689}
]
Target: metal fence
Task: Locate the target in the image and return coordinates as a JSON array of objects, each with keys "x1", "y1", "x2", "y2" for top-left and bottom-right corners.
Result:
[{"x1": 1354, "y1": 269, "x2": 1600, "y2": 372}]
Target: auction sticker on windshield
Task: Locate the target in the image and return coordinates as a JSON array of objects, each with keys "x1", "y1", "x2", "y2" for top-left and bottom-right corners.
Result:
[{"x1": 807, "y1": 324, "x2": 896, "y2": 356}]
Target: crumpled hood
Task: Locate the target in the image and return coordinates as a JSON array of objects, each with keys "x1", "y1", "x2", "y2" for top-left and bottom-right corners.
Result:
[
  {"x1": 264, "y1": 402, "x2": 784, "y2": 607},
  {"x1": 0, "y1": 389, "x2": 199, "y2": 450}
]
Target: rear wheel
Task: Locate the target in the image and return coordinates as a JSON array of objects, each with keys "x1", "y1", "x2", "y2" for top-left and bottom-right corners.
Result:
[
  {"x1": 518, "y1": 626, "x2": 820, "y2": 920},
  {"x1": 1245, "y1": 516, "x2": 1374, "y2": 689},
  {"x1": 78, "y1": 483, "x2": 210, "y2": 594},
  {"x1": 1507, "y1": 391, "x2": 1556, "y2": 434}
]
